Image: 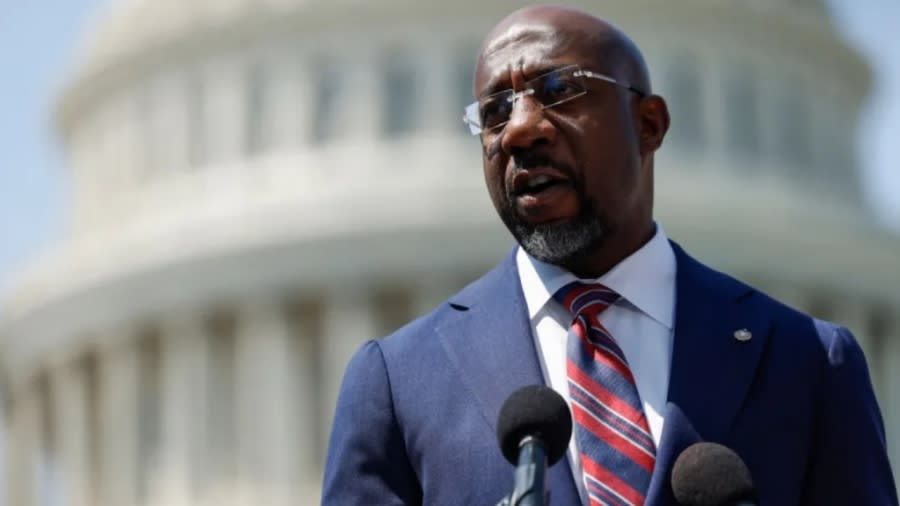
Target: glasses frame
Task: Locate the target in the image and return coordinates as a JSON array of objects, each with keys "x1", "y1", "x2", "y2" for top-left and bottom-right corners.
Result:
[{"x1": 462, "y1": 65, "x2": 646, "y2": 135}]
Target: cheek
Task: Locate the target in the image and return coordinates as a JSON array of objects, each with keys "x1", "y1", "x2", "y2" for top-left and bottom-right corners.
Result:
[
  {"x1": 576, "y1": 101, "x2": 640, "y2": 154},
  {"x1": 579, "y1": 123, "x2": 641, "y2": 181},
  {"x1": 574, "y1": 134, "x2": 642, "y2": 208},
  {"x1": 482, "y1": 159, "x2": 508, "y2": 203}
]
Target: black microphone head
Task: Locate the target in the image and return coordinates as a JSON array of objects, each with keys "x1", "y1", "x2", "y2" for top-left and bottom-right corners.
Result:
[
  {"x1": 671, "y1": 442, "x2": 757, "y2": 506},
  {"x1": 496, "y1": 385, "x2": 572, "y2": 466}
]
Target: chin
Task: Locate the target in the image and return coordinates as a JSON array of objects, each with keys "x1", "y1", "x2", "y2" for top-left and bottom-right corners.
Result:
[{"x1": 512, "y1": 216, "x2": 607, "y2": 267}]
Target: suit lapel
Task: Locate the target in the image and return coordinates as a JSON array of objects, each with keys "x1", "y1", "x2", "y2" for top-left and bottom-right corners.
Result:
[
  {"x1": 436, "y1": 250, "x2": 580, "y2": 505},
  {"x1": 437, "y1": 250, "x2": 544, "y2": 431},
  {"x1": 666, "y1": 243, "x2": 772, "y2": 440},
  {"x1": 645, "y1": 242, "x2": 772, "y2": 505},
  {"x1": 645, "y1": 403, "x2": 704, "y2": 505}
]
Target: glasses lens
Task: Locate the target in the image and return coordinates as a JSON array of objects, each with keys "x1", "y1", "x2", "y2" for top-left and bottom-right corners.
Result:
[
  {"x1": 530, "y1": 66, "x2": 586, "y2": 109},
  {"x1": 464, "y1": 102, "x2": 482, "y2": 134},
  {"x1": 464, "y1": 66, "x2": 588, "y2": 135},
  {"x1": 478, "y1": 92, "x2": 514, "y2": 132}
]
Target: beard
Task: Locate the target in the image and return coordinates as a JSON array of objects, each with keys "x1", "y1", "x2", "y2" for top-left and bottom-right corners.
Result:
[{"x1": 498, "y1": 186, "x2": 609, "y2": 267}]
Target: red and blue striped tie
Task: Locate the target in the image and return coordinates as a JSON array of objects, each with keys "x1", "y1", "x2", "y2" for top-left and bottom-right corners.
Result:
[{"x1": 555, "y1": 282, "x2": 656, "y2": 506}]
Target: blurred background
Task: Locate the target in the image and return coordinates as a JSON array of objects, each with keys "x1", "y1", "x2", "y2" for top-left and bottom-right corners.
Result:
[{"x1": 1, "y1": 0, "x2": 899, "y2": 504}]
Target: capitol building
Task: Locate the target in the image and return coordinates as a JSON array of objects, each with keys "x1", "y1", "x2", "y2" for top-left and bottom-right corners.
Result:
[{"x1": 2, "y1": 0, "x2": 899, "y2": 504}]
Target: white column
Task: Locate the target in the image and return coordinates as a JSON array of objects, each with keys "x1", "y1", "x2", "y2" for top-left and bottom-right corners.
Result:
[
  {"x1": 234, "y1": 298, "x2": 298, "y2": 506},
  {"x1": 95, "y1": 103, "x2": 120, "y2": 229},
  {"x1": 98, "y1": 100, "x2": 128, "y2": 228},
  {"x1": 427, "y1": 38, "x2": 472, "y2": 137},
  {"x1": 320, "y1": 286, "x2": 378, "y2": 458},
  {"x1": 6, "y1": 384, "x2": 39, "y2": 506},
  {"x1": 98, "y1": 337, "x2": 140, "y2": 506},
  {"x1": 51, "y1": 361, "x2": 94, "y2": 506},
  {"x1": 756, "y1": 61, "x2": 779, "y2": 172},
  {"x1": 81, "y1": 117, "x2": 107, "y2": 231},
  {"x1": 67, "y1": 124, "x2": 93, "y2": 235},
  {"x1": 286, "y1": 298, "x2": 325, "y2": 499},
  {"x1": 342, "y1": 53, "x2": 380, "y2": 140},
  {"x1": 156, "y1": 314, "x2": 209, "y2": 506},
  {"x1": 294, "y1": 62, "x2": 315, "y2": 146},
  {"x1": 703, "y1": 52, "x2": 728, "y2": 163},
  {"x1": 154, "y1": 73, "x2": 191, "y2": 172},
  {"x1": 417, "y1": 42, "x2": 448, "y2": 135},
  {"x1": 205, "y1": 57, "x2": 246, "y2": 166},
  {"x1": 203, "y1": 312, "x2": 239, "y2": 506},
  {"x1": 268, "y1": 55, "x2": 302, "y2": 153}
]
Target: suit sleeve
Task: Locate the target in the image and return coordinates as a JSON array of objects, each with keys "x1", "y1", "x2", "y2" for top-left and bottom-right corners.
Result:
[
  {"x1": 321, "y1": 340, "x2": 422, "y2": 505},
  {"x1": 802, "y1": 323, "x2": 898, "y2": 505}
]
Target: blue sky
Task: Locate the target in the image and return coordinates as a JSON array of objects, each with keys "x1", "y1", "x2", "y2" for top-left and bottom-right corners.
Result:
[
  {"x1": 0, "y1": 0, "x2": 100, "y2": 294},
  {"x1": 0, "y1": 0, "x2": 898, "y2": 296}
]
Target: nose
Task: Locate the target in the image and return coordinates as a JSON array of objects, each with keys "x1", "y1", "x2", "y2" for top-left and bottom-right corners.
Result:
[{"x1": 499, "y1": 94, "x2": 558, "y2": 154}]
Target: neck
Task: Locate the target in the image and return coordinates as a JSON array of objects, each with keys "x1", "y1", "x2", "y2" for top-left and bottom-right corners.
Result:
[{"x1": 563, "y1": 221, "x2": 655, "y2": 278}]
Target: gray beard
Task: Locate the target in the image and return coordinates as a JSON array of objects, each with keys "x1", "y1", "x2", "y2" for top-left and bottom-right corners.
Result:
[{"x1": 501, "y1": 196, "x2": 608, "y2": 267}]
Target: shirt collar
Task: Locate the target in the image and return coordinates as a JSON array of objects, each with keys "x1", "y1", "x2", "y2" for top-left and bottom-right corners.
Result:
[{"x1": 517, "y1": 223, "x2": 676, "y2": 329}]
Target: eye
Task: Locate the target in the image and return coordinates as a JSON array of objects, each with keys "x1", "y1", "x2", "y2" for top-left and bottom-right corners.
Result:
[
  {"x1": 480, "y1": 94, "x2": 513, "y2": 129},
  {"x1": 538, "y1": 73, "x2": 582, "y2": 104}
]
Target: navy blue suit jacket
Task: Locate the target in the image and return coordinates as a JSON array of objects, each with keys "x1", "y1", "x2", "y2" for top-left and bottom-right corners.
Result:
[{"x1": 322, "y1": 243, "x2": 897, "y2": 505}]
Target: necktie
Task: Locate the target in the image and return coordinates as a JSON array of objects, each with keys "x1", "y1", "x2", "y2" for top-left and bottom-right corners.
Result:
[{"x1": 554, "y1": 282, "x2": 656, "y2": 506}]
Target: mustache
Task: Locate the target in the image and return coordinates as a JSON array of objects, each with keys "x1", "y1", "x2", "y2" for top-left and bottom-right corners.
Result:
[
  {"x1": 508, "y1": 152, "x2": 576, "y2": 183},
  {"x1": 513, "y1": 152, "x2": 567, "y2": 172},
  {"x1": 504, "y1": 152, "x2": 579, "y2": 203},
  {"x1": 484, "y1": 135, "x2": 570, "y2": 175}
]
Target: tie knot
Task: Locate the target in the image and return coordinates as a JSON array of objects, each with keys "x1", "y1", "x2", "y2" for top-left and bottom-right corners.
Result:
[{"x1": 553, "y1": 282, "x2": 620, "y2": 318}]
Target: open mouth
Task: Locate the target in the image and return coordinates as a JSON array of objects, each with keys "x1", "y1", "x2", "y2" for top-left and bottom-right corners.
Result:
[
  {"x1": 509, "y1": 169, "x2": 575, "y2": 221},
  {"x1": 515, "y1": 174, "x2": 570, "y2": 197},
  {"x1": 511, "y1": 169, "x2": 572, "y2": 199}
]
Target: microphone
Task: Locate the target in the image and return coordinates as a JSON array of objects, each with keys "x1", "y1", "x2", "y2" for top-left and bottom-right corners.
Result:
[
  {"x1": 671, "y1": 442, "x2": 758, "y2": 506},
  {"x1": 496, "y1": 385, "x2": 573, "y2": 506}
]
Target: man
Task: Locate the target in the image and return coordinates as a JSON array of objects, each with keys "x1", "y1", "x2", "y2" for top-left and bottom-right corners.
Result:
[{"x1": 322, "y1": 5, "x2": 897, "y2": 505}]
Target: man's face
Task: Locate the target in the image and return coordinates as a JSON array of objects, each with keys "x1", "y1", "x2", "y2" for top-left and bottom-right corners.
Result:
[{"x1": 475, "y1": 22, "x2": 651, "y2": 268}]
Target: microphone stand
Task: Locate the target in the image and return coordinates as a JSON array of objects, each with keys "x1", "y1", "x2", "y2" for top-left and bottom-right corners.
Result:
[{"x1": 497, "y1": 436, "x2": 549, "y2": 506}]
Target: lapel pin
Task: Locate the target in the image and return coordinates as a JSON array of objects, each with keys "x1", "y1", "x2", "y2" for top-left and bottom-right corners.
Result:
[{"x1": 733, "y1": 329, "x2": 752, "y2": 342}]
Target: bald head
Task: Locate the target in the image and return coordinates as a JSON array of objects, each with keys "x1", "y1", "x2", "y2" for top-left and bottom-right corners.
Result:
[{"x1": 475, "y1": 5, "x2": 651, "y2": 98}]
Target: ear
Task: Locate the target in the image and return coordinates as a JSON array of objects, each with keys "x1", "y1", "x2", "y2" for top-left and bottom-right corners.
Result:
[{"x1": 637, "y1": 95, "x2": 670, "y2": 154}]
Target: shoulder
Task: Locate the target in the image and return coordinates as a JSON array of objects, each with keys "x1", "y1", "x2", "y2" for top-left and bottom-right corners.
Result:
[
  {"x1": 671, "y1": 240, "x2": 854, "y2": 361},
  {"x1": 672, "y1": 247, "x2": 895, "y2": 503},
  {"x1": 750, "y1": 289, "x2": 863, "y2": 374},
  {"x1": 671, "y1": 241, "x2": 805, "y2": 321},
  {"x1": 376, "y1": 250, "x2": 519, "y2": 356},
  {"x1": 810, "y1": 319, "x2": 866, "y2": 367}
]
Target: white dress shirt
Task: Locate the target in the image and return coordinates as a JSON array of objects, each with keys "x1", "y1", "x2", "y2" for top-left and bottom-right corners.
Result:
[{"x1": 516, "y1": 224, "x2": 677, "y2": 504}]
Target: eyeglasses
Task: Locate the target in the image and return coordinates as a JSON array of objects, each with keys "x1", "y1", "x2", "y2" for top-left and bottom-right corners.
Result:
[{"x1": 462, "y1": 65, "x2": 646, "y2": 135}]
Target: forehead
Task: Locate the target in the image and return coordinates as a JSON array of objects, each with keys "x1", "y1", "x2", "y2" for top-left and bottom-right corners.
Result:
[{"x1": 475, "y1": 23, "x2": 598, "y2": 96}]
